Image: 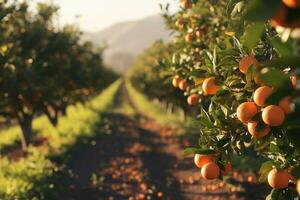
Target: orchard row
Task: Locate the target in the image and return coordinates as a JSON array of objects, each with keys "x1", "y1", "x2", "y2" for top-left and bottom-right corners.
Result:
[{"x1": 0, "y1": 1, "x2": 117, "y2": 151}]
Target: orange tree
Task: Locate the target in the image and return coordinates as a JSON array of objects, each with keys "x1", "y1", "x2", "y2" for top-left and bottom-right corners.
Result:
[
  {"x1": 0, "y1": 1, "x2": 117, "y2": 151},
  {"x1": 160, "y1": 0, "x2": 300, "y2": 198},
  {"x1": 129, "y1": 40, "x2": 190, "y2": 117}
]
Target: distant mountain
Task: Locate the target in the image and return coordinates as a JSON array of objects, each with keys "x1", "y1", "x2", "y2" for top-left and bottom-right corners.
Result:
[{"x1": 83, "y1": 14, "x2": 171, "y2": 73}]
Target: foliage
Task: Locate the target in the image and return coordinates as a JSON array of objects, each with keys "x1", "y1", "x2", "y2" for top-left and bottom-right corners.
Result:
[
  {"x1": 0, "y1": 0, "x2": 117, "y2": 151},
  {"x1": 0, "y1": 80, "x2": 121, "y2": 199},
  {"x1": 153, "y1": 0, "x2": 300, "y2": 198}
]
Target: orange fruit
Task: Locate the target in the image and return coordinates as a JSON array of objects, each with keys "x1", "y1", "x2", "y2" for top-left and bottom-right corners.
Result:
[
  {"x1": 239, "y1": 55, "x2": 259, "y2": 74},
  {"x1": 254, "y1": 75, "x2": 265, "y2": 86},
  {"x1": 185, "y1": 33, "x2": 194, "y2": 43},
  {"x1": 175, "y1": 19, "x2": 184, "y2": 29},
  {"x1": 291, "y1": 75, "x2": 297, "y2": 88},
  {"x1": 179, "y1": 80, "x2": 189, "y2": 91},
  {"x1": 201, "y1": 162, "x2": 220, "y2": 180},
  {"x1": 222, "y1": 163, "x2": 232, "y2": 176},
  {"x1": 187, "y1": 94, "x2": 200, "y2": 106},
  {"x1": 262, "y1": 105, "x2": 285, "y2": 126},
  {"x1": 297, "y1": 180, "x2": 300, "y2": 195},
  {"x1": 279, "y1": 96, "x2": 292, "y2": 114},
  {"x1": 267, "y1": 169, "x2": 290, "y2": 189},
  {"x1": 180, "y1": 0, "x2": 190, "y2": 10},
  {"x1": 270, "y1": 7, "x2": 287, "y2": 27},
  {"x1": 202, "y1": 77, "x2": 220, "y2": 96},
  {"x1": 253, "y1": 86, "x2": 273, "y2": 107},
  {"x1": 236, "y1": 102, "x2": 258, "y2": 123},
  {"x1": 247, "y1": 175, "x2": 255, "y2": 183},
  {"x1": 196, "y1": 30, "x2": 203, "y2": 38},
  {"x1": 283, "y1": 0, "x2": 300, "y2": 8},
  {"x1": 172, "y1": 76, "x2": 182, "y2": 88},
  {"x1": 247, "y1": 122, "x2": 270, "y2": 138},
  {"x1": 194, "y1": 154, "x2": 214, "y2": 168}
]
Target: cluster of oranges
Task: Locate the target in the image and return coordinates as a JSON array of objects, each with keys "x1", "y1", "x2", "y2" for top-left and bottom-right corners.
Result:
[
  {"x1": 236, "y1": 55, "x2": 296, "y2": 138},
  {"x1": 174, "y1": 0, "x2": 300, "y2": 194},
  {"x1": 193, "y1": 154, "x2": 231, "y2": 180},
  {"x1": 236, "y1": 55, "x2": 300, "y2": 191},
  {"x1": 172, "y1": 76, "x2": 220, "y2": 106}
]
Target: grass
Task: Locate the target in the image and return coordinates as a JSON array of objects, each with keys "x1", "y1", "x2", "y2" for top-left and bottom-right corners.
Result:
[
  {"x1": 125, "y1": 80, "x2": 183, "y2": 126},
  {"x1": 0, "y1": 79, "x2": 121, "y2": 200}
]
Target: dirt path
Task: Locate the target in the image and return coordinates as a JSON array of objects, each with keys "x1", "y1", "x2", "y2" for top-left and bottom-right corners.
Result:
[{"x1": 57, "y1": 84, "x2": 267, "y2": 200}]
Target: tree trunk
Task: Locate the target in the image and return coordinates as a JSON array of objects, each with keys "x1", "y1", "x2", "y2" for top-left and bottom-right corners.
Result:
[
  {"x1": 18, "y1": 114, "x2": 33, "y2": 152},
  {"x1": 45, "y1": 109, "x2": 58, "y2": 127},
  {"x1": 61, "y1": 105, "x2": 67, "y2": 116}
]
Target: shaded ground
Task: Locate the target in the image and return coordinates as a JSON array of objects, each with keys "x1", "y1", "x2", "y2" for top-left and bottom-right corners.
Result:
[{"x1": 57, "y1": 84, "x2": 268, "y2": 200}]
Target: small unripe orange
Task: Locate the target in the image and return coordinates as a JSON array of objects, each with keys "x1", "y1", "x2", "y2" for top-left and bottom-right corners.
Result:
[
  {"x1": 185, "y1": 33, "x2": 194, "y2": 43},
  {"x1": 194, "y1": 154, "x2": 214, "y2": 168},
  {"x1": 253, "y1": 86, "x2": 273, "y2": 107},
  {"x1": 247, "y1": 122, "x2": 270, "y2": 138},
  {"x1": 239, "y1": 55, "x2": 259, "y2": 74},
  {"x1": 187, "y1": 94, "x2": 200, "y2": 106},
  {"x1": 279, "y1": 96, "x2": 292, "y2": 114},
  {"x1": 201, "y1": 162, "x2": 220, "y2": 180},
  {"x1": 202, "y1": 77, "x2": 220, "y2": 96},
  {"x1": 172, "y1": 76, "x2": 182, "y2": 88},
  {"x1": 236, "y1": 102, "x2": 258, "y2": 123},
  {"x1": 179, "y1": 80, "x2": 189, "y2": 91},
  {"x1": 262, "y1": 105, "x2": 285, "y2": 126},
  {"x1": 267, "y1": 169, "x2": 290, "y2": 189}
]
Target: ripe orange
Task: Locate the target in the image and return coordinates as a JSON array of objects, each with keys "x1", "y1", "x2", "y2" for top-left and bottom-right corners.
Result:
[
  {"x1": 254, "y1": 75, "x2": 265, "y2": 86},
  {"x1": 175, "y1": 19, "x2": 184, "y2": 29},
  {"x1": 279, "y1": 96, "x2": 292, "y2": 114},
  {"x1": 185, "y1": 33, "x2": 194, "y2": 43},
  {"x1": 247, "y1": 122, "x2": 270, "y2": 138},
  {"x1": 236, "y1": 102, "x2": 258, "y2": 123},
  {"x1": 187, "y1": 94, "x2": 200, "y2": 106},
  {"x1": 172, "y1": 76, "x2": 182, "y2": 88},
  {"x1": 194, "y1": 154, "x2": 214, "y2": 168},
  {"x1": 239, "y1": 55, "x2": 259, "y2": 74},
  {"x1": 291, "y1": 75, "x2": 297, "y2": 88},
  {"x1": 179, "y1": 80, "x2": 189, "y2": 91},
  {"x1": 222, "y1": 163, "x2": 232, "y2": 176},
  {"x1": 180, "y1": 0, "x2": 190, "y2": 10},
  {"x1": 283, "y1": 0, "x2": 300, "y2": 8},
  {"x1": 196, "y1": 30, "x2": 203, "y2": 38},
  {"x1": 270, "y1": 7, "x2": 287, "y2": 27},
  {"x1": 201, "y1": 162, "x2": 220, "y2": 180},
  {"x1": 297, "y1": 180, "x2": 300, "y2": 195},
  {"x1": 253, "y1": 86, "x2": 273, "y2": 107},
  {"x1": 267, "y1": 169, "x2": 290, "y2": 189},
  {"x1": 262, "y1": 105, "x2": 285, "y2": 126},
  {"x1": 202, "y1": 77, "x2": 220, "y2": 96}
]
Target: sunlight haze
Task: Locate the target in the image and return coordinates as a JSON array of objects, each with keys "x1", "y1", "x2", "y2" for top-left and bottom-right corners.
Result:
[{"x1": 36, "y1": 0, "x2": 176, "y2": 32}]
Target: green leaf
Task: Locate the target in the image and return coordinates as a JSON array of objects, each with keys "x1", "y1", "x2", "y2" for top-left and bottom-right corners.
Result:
[
  {"x1": 246, "y1": 64, "x2": 256, "y2": 84},
  {"x1": 262, "y1": 56, "x2": 300, "y2": 68},
  {"x1": 182, "y1": 147, "x2": 215, "y2": 156},
  {"x1": 259, "y1": 161, "x2": 274, "y2": 183},
  {"x1": 291, "y1": 166, "x2": 300, "y2": 179},
  {"x1": 217, "y1": 138, "x2": 231, "y2": 148},
  {"x1": 271, "y1": 38, "x2": 294, "y2": 57},
  {"x1": 242, "y1": 22, "x2": 265, "y2": 49},
  {"x1": 200, "y1": 107, "x2": 213, "y2": 127},
  {"x1": 243, "y1": 0, "x2": 282, "y2": 22}
]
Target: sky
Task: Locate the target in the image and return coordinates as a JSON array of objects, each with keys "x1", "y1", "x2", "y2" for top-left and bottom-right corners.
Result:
[{"x1": 35, "y1": 0, "x2": 176, "y2": 32}]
